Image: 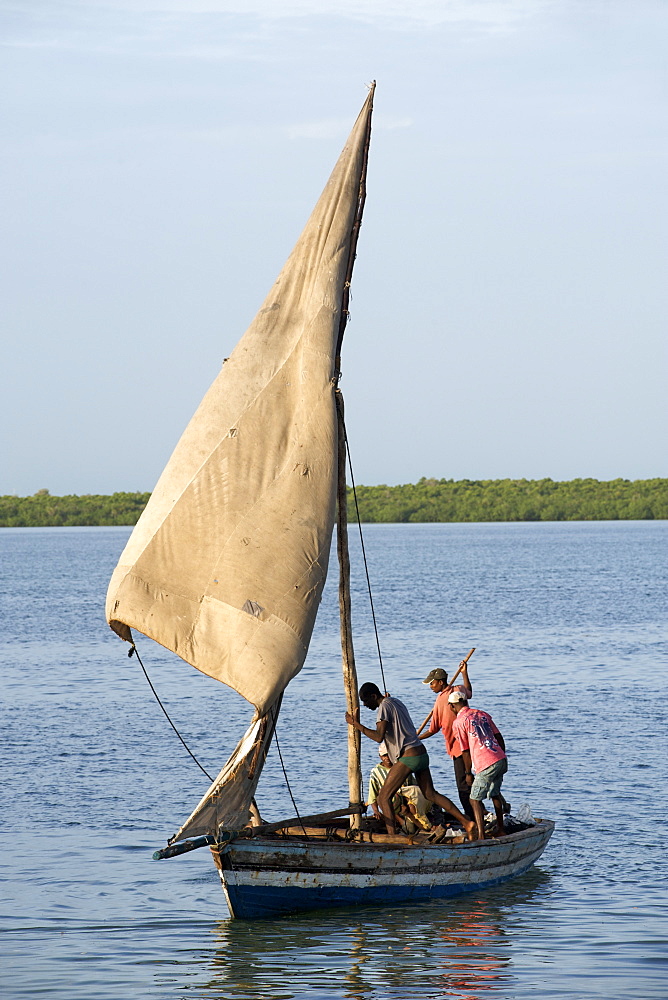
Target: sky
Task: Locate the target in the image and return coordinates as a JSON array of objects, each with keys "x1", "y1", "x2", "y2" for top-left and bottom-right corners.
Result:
[{"x1": 2, "y1": 0, "x2": 666, "y2": 495}]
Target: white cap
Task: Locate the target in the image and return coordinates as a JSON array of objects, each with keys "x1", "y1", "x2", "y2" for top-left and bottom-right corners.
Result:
[{"x1": 448, "y1": 689, "x2": 467, "y2": 704}]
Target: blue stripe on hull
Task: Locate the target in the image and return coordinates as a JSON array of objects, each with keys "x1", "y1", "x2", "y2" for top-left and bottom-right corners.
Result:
[{"x1": 224, "y1": 861, "x2": 535, "y2": 920}]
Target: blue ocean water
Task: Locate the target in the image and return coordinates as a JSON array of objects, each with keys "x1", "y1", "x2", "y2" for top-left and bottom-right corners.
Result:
[{"x1": 1, "y1": 521, "x2": 666, "y2": 999}]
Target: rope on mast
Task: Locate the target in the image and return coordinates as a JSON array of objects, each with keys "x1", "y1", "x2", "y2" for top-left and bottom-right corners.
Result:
[{"x1": 342, "y1": 424, "x2": 388, "y2": 695}]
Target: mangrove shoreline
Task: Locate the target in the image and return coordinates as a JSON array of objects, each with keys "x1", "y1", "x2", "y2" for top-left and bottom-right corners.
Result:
[{"x1": 1, "y1": 478, "x2": 666, "y2": 527}]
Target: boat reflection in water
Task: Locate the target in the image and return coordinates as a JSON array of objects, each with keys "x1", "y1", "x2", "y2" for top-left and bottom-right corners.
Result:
[{"x1": 197, "y1": 869, "x2": 551, "y2": 1000}]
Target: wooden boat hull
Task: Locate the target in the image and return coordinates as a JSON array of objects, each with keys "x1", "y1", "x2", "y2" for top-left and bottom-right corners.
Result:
[{"x1": 212, "y1": 818, "x2": 555, "y2": 919}]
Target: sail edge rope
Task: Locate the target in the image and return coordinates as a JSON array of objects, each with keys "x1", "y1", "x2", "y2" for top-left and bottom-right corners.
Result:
[
  {"x1": 129, "y1": 643, "x2": 215, "y2": 782},
  {"x1": 273, "y1": 728, "x2": 309, "y2": 839}
]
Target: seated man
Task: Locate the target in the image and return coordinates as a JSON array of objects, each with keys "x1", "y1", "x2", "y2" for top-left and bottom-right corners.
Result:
[
  {"x1": 367, "y1": 744, "x2": 432, "y2": 832},
  {"x1": 398, "y1": 784, "x2": 433, "y2": 832}
]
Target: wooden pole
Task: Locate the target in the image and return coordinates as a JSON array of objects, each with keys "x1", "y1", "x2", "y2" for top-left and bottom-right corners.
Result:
[
  {"x1": 416, "y1": 647, "x2": 476, "y2": 736},
  {"x1": 336, "y1": 391, "x2": 363, "y2": 829},
  {"x1": 331, "y1": 87, "x2": 374, "y2": 831},
  {"x1": 247, "y1": 805, "x2": 364, "y2": 838}
]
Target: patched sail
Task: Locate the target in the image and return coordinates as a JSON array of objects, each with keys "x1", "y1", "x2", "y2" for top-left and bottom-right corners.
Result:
[{"x1": 106, "y1": 88, "x2": 374, "y2": 718}]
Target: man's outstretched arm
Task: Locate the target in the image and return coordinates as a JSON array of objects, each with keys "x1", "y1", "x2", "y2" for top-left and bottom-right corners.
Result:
[
  {"x1": 459, "y1": 661, "x2": 473, "y2": 698},
  {"x1": 345, "y1": 707, "x2": 387, "y2": 744}
]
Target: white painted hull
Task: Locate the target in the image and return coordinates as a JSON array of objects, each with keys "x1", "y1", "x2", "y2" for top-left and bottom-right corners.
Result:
[{"x1": 213, "y1": 819, "x2": 555, "y2": 919}]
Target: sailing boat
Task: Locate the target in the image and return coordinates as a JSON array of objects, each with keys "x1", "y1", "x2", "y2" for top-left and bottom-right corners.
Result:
[{"x1": 106, "y1": 85, "x2": 554, "y2": 920}]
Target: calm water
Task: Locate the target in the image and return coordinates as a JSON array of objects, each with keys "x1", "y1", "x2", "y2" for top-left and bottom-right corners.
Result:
[{"x1": 1, "y1": 521, "x2": 666, "y2": 999}]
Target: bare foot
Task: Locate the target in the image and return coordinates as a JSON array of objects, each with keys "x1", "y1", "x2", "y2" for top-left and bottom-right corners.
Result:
[{"x1": 464, "y1": 819, "x2": 478, "y2": 841}]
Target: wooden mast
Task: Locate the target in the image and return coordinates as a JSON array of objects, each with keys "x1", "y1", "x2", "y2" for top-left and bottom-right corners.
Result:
[
  {"x1": 333, "y1": 83, "x2": 375, "y2": 830},
  {"x1": 336, "y1": 392, "x2": 363, "y2": 828}
]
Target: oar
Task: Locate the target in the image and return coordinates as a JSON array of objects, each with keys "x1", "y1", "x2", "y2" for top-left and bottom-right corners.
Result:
[{"x1": 416, "y1": 647, "x2": 476, "y2": 736}]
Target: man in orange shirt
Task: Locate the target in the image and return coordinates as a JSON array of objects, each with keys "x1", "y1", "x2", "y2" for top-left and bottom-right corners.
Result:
[{"x1": 419, "y1": 660, "x2": 474, "y2": 819}]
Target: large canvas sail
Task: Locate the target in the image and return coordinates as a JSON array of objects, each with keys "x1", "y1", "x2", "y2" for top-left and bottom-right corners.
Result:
[{"x1": 106, "y1": 88, "x2": 374, "y2": 718}]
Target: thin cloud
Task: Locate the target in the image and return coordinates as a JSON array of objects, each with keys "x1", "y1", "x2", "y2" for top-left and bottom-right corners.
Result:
[
  {"x1": 288, "y1": 115, "x2": 412, "y2": 140},
  {"x1": 3, "y1": 0, "x2": 550, "y2": 30},
  {"x1": 0, "y1": 0, "x2": 553, "y2": 61},
  {"x1": 378, "y1": 116, "x2": 413, "y2": 131},
  {"x1": 287, "y1": 119, "x2": 356, "y2": 141}
]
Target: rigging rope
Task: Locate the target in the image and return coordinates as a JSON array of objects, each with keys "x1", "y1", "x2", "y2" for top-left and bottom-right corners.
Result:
[
  {"x1": 343, "y1": 430, "x2": 388, "y2": 695},
  {"x1": 273, "y1": 728, "x2": 308, "y2": 839},
  {"x1": 128, "y1": 644, "x2": 215, "y2": 782}
]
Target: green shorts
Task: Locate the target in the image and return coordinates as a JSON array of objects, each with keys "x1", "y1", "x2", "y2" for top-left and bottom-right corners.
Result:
[{"x1": 397, "y1": 752, "x2": 429, "y2": 773}]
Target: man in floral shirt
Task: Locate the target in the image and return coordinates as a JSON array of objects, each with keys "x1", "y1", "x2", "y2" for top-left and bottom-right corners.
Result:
[{"x1": 450, "y1": 691, "x2": 507, "y2": 839}]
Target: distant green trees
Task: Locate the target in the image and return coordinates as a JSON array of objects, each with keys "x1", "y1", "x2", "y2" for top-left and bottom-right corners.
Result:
[
  {"x1": 347, "y1": 478, "x2": 668, "y2": 523},
  {"x1": 0, "y1": 491, "x2": 151, "y2": 527},
  {"x1": 0, "y1": 479, "x2": 666, "y2": 527}
]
